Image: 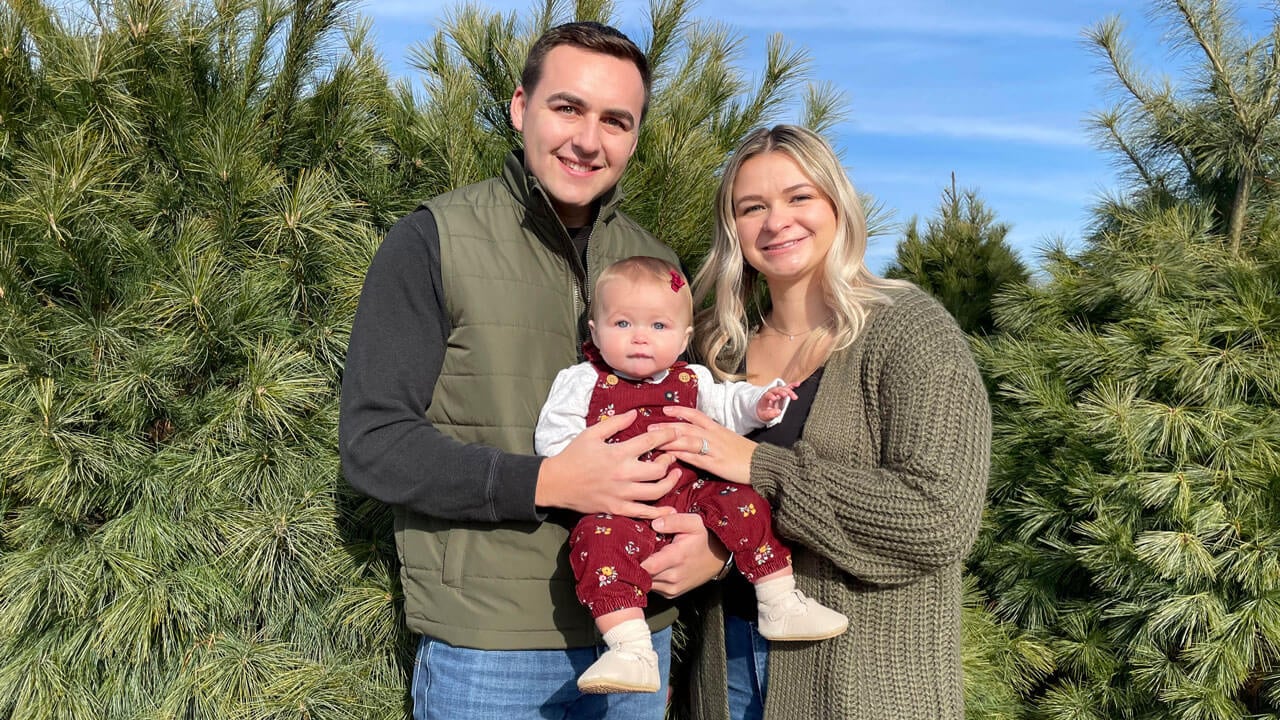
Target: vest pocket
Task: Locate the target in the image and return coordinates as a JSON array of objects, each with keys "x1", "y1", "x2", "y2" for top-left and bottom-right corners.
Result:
[{"x1": 441, "y1": 528, "x2": 467, "y2": 588}]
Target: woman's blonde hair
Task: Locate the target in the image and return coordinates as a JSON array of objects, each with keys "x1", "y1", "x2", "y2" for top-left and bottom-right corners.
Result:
[{"x1": 692, "y1": 125, "x2": 908, "y2": 379}]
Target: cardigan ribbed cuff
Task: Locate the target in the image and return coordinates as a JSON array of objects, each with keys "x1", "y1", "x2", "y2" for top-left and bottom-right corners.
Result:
[{"x1": 749, "y1": 441, "x2": 798, "y2": 501}]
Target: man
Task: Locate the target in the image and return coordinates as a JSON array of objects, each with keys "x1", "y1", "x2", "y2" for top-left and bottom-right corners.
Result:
[{"x1": 339, "y1": 21, "x2": 728, "y2": 719}]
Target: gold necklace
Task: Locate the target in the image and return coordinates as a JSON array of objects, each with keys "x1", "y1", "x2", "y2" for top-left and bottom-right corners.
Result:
[{"x1": 760, "y1": 314, "x2": 828, "y2": 341}]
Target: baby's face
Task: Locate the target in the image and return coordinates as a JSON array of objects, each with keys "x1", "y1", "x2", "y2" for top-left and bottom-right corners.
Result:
[{"x1": 589, "y1": 278, "x2": 692, "y2": 380}]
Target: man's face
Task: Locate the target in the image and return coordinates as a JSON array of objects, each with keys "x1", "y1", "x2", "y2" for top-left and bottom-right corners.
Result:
[{"x1": 510, "y1": 45, "x2": 646, "y2": 228}]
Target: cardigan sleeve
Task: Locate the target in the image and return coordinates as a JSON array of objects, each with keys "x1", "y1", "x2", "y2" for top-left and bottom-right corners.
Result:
[{"x1": 749, "y1": 292, "x2": 991, "y2": 586}]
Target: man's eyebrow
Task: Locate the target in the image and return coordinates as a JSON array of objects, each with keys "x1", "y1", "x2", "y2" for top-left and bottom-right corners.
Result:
[
  {"x1": 545, "y1": 91, "x2": 636, "y2": 128},
  {"x1": 545, "y1": 91, "x2": 584, "y2": 107}
]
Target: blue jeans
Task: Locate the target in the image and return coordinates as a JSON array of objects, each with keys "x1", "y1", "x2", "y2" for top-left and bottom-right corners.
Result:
[
  {"x1": 724, "y1": 615, "x2": 769, "y2": 720},
  {"x1": 411, "y1": 626, "x2": 672, "y2": 720}
]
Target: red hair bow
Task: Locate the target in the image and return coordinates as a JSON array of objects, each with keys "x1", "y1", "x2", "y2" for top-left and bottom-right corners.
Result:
[{"x1": 669, "y1": 271, "x2": 685, "y2": 292}]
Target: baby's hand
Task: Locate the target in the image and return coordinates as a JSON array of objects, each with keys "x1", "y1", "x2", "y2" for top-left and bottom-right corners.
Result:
[{"x1": 756, "y1": 383, "x2": 799, "y2": 422}]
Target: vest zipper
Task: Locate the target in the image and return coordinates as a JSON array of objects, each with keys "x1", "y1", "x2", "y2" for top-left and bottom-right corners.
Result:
[
  {"x1": 530, "y1": 183, "x2": 594, "y2": 336},
  {"x1": 572, "y1": 229, "x2": 593, "y2": 360},
  {"x1": 582, "y1": 224, "x2": 596, "y2": 305}
]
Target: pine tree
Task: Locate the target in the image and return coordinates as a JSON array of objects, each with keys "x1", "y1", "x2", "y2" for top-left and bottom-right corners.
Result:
[
  {"x1": 0, "y1": 0, "x2": 414, "y2": 717},
  {"x1": 877, "y1": 177, "x2": 1051, "y2": 718},
  {"x1": 974, "y1": 200, "x2": 1280, "y2": 720},
  {"x1": 1087, "y1": 0, "x2": 1280, "y2": 256},
  {"x1": 884, "y1": 174, "x2": 1030, "y2": 336},
  {"x1": 971, "y1": 3, "x2": 1280, "y2": 717}
]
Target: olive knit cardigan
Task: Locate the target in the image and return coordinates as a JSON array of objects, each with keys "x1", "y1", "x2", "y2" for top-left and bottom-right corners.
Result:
[{"x1": 680, "y1": 286, "x2": 991, "y2": 720}]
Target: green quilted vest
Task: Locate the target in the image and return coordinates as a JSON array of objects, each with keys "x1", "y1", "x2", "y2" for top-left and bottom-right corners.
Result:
[{"x1": 397, "y1": 152, "x2": 680, "y2": 649}]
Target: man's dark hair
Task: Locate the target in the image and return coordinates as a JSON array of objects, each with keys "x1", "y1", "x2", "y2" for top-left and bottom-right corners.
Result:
[{"x1": 520, "y1": 21, "x2": 651, "y2": 121}]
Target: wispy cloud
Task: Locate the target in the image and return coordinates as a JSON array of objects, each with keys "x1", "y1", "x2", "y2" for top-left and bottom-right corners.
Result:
[
  {"x1": 361, "y1": 0, "x2": 653, "y2": 27},
  {"x1": 362, "y1": 0, "x2": 1084, "y2": 40},
  {"x1": 362, "y1": 0, "x2": 527, "y2": 21},
  {"x1": 853, "y1": 166, "x2": 1106, "y2": 205},
  {"x1": 851, "y1": 115, "x2": 1091, "y2": 148},
  {"x1": 699, "y1": 1, "x2": 1082, "y2": 40}
]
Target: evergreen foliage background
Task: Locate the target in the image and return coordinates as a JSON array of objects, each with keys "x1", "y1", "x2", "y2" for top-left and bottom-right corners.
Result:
[
  {"x1": 970, "y1": 2, "x2": 1280, "y2": 717},
  {"x1": 1085, "y1": 0, "x2": 1280, "y2": 256},
  {"x1": 974, "y1": 198, "x2": 1280, "y2": 720},
  {"x1": 0, "y1": 0, "x2": 411, "y2": 716}
]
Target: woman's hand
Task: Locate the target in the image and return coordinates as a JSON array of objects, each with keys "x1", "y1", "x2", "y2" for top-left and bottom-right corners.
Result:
[{"x1": 654, "y1": 405, "x2": 757, "y2": 485}]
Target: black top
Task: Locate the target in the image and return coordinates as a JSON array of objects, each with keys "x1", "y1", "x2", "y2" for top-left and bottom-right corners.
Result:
[{"x1": 722, "y1": 366, "x2": 826, "y2": 620}]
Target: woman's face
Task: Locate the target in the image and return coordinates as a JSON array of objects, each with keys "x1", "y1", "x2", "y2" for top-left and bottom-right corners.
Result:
[{"x1": 730, "y1": 151, "x2": 837, "y2": 287}]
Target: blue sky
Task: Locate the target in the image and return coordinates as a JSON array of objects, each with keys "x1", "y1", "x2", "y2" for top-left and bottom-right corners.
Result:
[{"x1": 358, "y1": 0, "x2": 1274, "y2": 272}]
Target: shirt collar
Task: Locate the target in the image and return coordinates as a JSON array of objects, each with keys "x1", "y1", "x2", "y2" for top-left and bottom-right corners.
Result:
[{"x1": 612, "y1": 367, "x2": 670, "y2": 384}]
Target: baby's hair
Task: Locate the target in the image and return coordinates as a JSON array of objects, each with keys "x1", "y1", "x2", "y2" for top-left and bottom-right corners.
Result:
[{"x1": 591, "y1": 256, "x2": 693, "y2": 324}]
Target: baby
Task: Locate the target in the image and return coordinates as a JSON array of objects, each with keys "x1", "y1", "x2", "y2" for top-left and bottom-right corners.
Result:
[{"x1": 535, "y1": 256, "x2": 848, "y2": 695}]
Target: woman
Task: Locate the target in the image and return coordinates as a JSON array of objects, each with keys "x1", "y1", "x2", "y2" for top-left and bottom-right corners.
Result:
[{"x1": 662, "y1": 125, "x2": 991, "y2": 719}]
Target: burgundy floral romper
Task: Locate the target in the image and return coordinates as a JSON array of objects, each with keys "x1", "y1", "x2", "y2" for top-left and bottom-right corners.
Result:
[{"x1": 569, "y1": 343, "x2": 792, "y2": 618}]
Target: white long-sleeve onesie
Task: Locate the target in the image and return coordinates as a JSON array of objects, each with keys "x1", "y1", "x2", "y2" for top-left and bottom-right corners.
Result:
[{"x1": 535, "y1": 362, "x2": 786, "y2": 457}]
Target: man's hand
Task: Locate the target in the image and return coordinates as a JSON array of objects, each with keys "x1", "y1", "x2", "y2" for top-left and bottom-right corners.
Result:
[
  {"x1": 642, "y1": 512, "x2": 729, "y2": 597},
  {"x1": 756, "y1": 383, "x2": 799, "y2": 422},
  {"x1": 535, "y1": 410, "x2": 681, "y2": 518}
]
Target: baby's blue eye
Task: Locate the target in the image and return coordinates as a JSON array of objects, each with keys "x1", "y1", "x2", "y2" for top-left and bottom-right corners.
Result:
[
  {"x1": 615, "y1": 320, "x2": 630, "y2": 328},
  {"x1": 653, "y1": 322, "x2": 666, "y2": 330}
]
